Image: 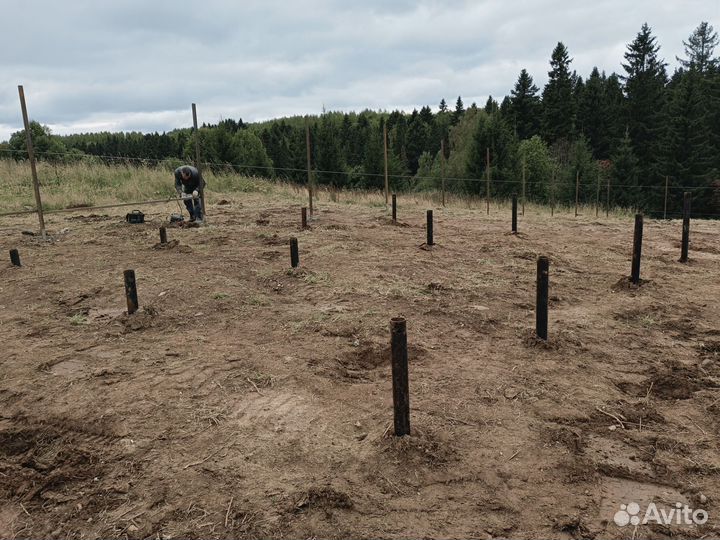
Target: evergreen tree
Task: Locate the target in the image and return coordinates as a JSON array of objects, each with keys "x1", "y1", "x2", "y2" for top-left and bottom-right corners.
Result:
[
  {"x1": 663, "y1": 70, "x2": 717, "y2": 214},
  {"x1": 484, "y1": 96, "x2": 499, "y2": 114},
  {"x1": 405, "y1": 110, "x2": 429, "y2": 175},
  {"x1": 467, "y1": 110, "x2": 518, "y2": 196},
  {"x1": 499, "y1": 96, "x2": 512, "y2": 119},
  {"x1": 678, "y1": 21, "x2": 718, "y2": 73},
  {"x1": 610, "y1": 129, "x2": 640, "y2": 208},
  {"x1": 603, "y1": 73, "x2": 626, "y2": 155},
  {"x1": 438, "y1": 99, "x2": 448, "y2": 113},
  {"x1": 542, "y1": 42, "x2": 575, "y2": 143},
  {"x1": 577, "y1": 67, "x2": 607, "y2": 157},
  {"x1": 419, "y1": 106, "x2": 434, "y2": 125},
  {"x1": 315, "y1": 115, "x2": 345, "y2": 185},
  {"x1": 510, "y1": 68, "x2": 541, "y2": 140},
  {"x1": 621, "y1": 23, "x2": 668, "y2": 192},
  {"x1": 451, "y1": 96, "x2": 465, "y2": 125}
]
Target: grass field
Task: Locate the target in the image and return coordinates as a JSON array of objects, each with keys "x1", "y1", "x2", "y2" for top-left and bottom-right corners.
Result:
[{"x1": 2, "y1": 159, "x2": 638, "y2": 220}]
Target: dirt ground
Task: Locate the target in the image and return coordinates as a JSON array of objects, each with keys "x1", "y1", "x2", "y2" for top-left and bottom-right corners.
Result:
[{"x1": 1, "y1": 193, "x2": 719, "y2": 540}]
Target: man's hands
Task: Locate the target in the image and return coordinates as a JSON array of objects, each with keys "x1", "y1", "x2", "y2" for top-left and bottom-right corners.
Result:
[{"x1": 177, "y1": 190, "x2": 199, "y2": 200}]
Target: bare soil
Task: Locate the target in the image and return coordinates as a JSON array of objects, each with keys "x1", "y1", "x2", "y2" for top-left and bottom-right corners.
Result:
[{"x1": 1, "y1": 196, "x2": 720, "y2": 539}]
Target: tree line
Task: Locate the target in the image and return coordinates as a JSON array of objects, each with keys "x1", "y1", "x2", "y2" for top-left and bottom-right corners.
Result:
[{"x1": 2, "y1": 22, "x2": 718, "y2": 217}]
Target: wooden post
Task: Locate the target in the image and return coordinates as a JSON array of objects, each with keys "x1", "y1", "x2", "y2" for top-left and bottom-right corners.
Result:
[
  {"x1": 551, "y1": 170, "x2": 556, "y2": 217},
  {"x1": 390, "y1": 317, "x2": 410, "y2": 437},
  {"x1": 159, "y1": 226, "x2": 167, "y2": 245},
  {"x1": 383, "y1": 123, "x2": 389, "y2": 206},
  {"x1": 441, "y1": 139, "x2": 446, "y2": 207},
  {"x1": 521, "y1": 157, "x2": 526, "y2": 216},
  {"x1": 680, "y1": 192, "x2": 691, "y2": 263},
  {"x1": 595, "y1": 170, "x2": 601, "y2": 218},
  {"x1": 392, "y1": 194, "x2": 397, "y2": 224},
  {"x1": 124, "y1": 270, "x2": 139, "y2": 315},
  {"x1": 426, "y1": 210, "x2": 434, "y2": 246},
  {"x1": 290, "y1": 237, "x2": 299, "y2": 268},
  {"x1": 191, "y1": 103, "x2": 206, "y2": 219},
  {"x1": 631, "y1": 214, "x2": 643, "y2": 284},
  {"x1": 536, "y1": 256, "x2": 549, "y2": 341},
  {"x1": 512, "y1": 194, "x2": 518, "y2": 234},
  {"x1": 606, "y1": 174, "x2": 611, "y2": 218},
  {"x1": 9, "y1": 249, "x2": 21, "y2": 267},
  {"x1": 17, "y1": 86, "x2": 46, "y2": 239},
  {"x1": 306, "y1": 119, "x2": 313, "y2": 216},
  {"x1": 301, "y1": 207, "x2": 308, "y2": 229},
  {"x1": 486, "y1": 147, "x2": 490, "y2": 215},
  {"x1": 663, "y1": 176, "x2": 669, "y2": 220},
  {"x1": 574, "y1": 170, "x2": 580, "y2": 217}
]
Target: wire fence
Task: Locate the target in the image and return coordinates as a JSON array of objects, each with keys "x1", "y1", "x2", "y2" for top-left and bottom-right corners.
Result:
[{"x1": 1, "y1": 147, "x2": 719, "y2": 219}]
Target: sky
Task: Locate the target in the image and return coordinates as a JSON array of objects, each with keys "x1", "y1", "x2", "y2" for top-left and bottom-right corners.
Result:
[{"x1": 0, "y1": 0, "x2": 716, "y2": 142}]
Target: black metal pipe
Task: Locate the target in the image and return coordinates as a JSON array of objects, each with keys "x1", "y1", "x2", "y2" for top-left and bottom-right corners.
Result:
[
  {"x1": 124, "y1": 269, "x2": 139, "y2": 315},
  {"x1": 392, "y1": 194, "x2": 397, "y2": 223},
  {"x1": 159, "y1": 226, "x2": 167, "y2": 245},
  {"x1": 426, "y1": 210, "x2": 434, "y2": 246},
  {"x1": 290, "y1": 237, "x2": 299, "y2": 268},
  {"x1": 680, "y1": 192, "x2": 691, "y2": 263},
  {"x1": 536, "y1": 256, "x2": 549, "y2": 340},
  {"x1": 9, "y1": 249, "x2": 21, "y2": 267},
  {"x1": 390, "y1": 317, "x2": 410, "y2": 437},
  {"x1": 631, "y1": 213, "x2": 643, "y2": 284}
]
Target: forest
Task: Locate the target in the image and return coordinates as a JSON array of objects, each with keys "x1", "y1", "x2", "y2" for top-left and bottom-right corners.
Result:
[{"x1": 2, "y1": 22, "x2": 719, "y2": 217}]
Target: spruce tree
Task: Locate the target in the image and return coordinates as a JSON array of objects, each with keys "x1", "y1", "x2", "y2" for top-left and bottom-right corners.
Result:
[
  {"x1": 577, "y1": 67, "x2": 607, "y2": 157},
  {"x1": 484, "y1": 96, "x2": 498, "y2": 114},
  {"x1": 621, "y1": 22, "x2": 668, "y2": 198},
  {"x1": 611, "y1": 129, "x2": 640, "y2": 209},
  {"x1": 510, "y1": 68, "x2": 541, "y2": 141},
  {"x1": 678, "y1": 21, "x2": 718, "y2": 74},
  {"x1": 542, "y1": 42, "x2": 575, "y2": 143},
  {"x1": 452, "y1": 96, "x2": 465, "y2": 125},
  {"x1": 602, "y1": 73, "x2": 626, "y2": 156}
]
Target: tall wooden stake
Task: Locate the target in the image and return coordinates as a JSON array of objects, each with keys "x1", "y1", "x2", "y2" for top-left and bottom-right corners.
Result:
[
  {"x1": 536, "y1": 256, "x2": 549, "y2": 341},
  {"x1": 124, "y1": 270, "x2": 139, "y2": 315},
  {"x1": 17, "y1": 86, "x2": 46, "y2": 239},
  {"x1": 390, "y1": 317, "x2": 410, "y2": 436},
  {"x1": 595, "y1": 169, "x2": 601, "y2": 218},
  {"x1": 485, "y1": 147, "x2": 490, "y2": 215},
  {"x1": 306, "y1": 119, "x2": 313, "y2": 216},
  {"x1": 631, "y1": 214, "x2": 644, "y2": 284},
  {"x1": 441, "y1": 139, "x2": 446, "y2": 207},
  {"x1": 521, "y1": 157, "x2": 526, "y2": 216},
  {"x1": 574, "y1": 170, "x2": 580, "y2": 217},
  {"x1": 606, "y1": 174, "x2": 611, "y2": 218},
  {"x1": 191, "y1": 103, "x2": 206, "y2": 219},
  {"x1": 680, "y1": 192, "x2": 691, "y2": 263},
  {"x1": 383, "y1": 123, "x2": 389, "y2": 206},
  {"x1": 663, "y1": 175, "x2": 669, "y2": 220}
]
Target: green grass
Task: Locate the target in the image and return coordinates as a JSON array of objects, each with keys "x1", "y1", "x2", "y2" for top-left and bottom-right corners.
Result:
[{"x1": 69, "y1": 313, "x2": 88, "y2": 325}]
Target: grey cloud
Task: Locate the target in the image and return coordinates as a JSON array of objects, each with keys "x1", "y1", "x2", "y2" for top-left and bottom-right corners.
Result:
[{"x1": 0, "y1": 0, "x2": 715, "y2": 141}]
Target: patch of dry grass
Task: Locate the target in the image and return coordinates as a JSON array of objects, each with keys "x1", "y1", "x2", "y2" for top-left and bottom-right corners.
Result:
[{"x1": 2, "y1": 159, "x2": 635, "y2": 219}]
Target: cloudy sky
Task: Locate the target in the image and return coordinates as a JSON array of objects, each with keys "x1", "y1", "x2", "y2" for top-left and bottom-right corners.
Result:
[{"x1": 0, "y1": 0, "x2": 715, "y2": 142}]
